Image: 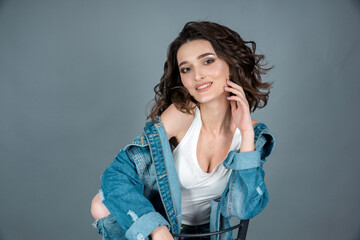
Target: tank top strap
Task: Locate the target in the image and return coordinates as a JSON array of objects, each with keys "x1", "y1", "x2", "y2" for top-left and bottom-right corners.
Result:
[{"x1": 173, "y1": 106, "x2": 201, "y2": 153}]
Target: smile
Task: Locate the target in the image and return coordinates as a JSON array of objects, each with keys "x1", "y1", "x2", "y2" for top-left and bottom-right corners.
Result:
[{"x1": 196, "y1": 82, "x2": 213, "y2": 91}]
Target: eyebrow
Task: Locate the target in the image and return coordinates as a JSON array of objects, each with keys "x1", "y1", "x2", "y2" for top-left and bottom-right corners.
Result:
[{"x1": 178, "y1": 52, "x2": 215, "y2": 67}]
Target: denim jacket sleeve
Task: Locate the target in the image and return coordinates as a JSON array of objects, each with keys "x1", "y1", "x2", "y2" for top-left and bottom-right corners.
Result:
[
  {"x1": 100, "y1": 147, "x2": 170, "y2": 240},
  {"x1": 220, "y1": 123, "x2": 275, "y2": 219}
]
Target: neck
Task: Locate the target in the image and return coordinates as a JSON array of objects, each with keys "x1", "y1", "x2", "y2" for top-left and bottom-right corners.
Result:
[{"x1": 198, "y1": 98, "x2": 236, "y2": 136}]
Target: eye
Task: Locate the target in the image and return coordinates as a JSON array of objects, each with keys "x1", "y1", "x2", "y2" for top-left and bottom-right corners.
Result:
[
  {"x1": 204, "y1": 58, "x2": 214, "y2": 65},
  {"x1": 180, "y1": 67, "x2": 190, "y2": 74}
]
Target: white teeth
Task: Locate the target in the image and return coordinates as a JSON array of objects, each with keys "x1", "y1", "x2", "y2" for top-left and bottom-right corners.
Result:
[{"x1": 197, "y1": 83, "x2": 211, "y2": 90}]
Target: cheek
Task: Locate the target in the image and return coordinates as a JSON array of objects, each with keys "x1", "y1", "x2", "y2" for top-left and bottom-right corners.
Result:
[
  {"x1": 211, "y1": 62, "x2": 230, "y2": 78},
  {"x1": 180, "y1": 75, "x2": 193, "y2": 91}
]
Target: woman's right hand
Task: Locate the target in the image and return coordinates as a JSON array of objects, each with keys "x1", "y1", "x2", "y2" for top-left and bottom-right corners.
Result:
[{"x1": 150, "y1": 225, "x2": 174, "y2": 240}]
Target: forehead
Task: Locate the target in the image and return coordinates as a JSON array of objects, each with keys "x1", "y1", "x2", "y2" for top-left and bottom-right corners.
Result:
[{"x1": 177, "y1": 39, "x2": 215, "y2": 63}]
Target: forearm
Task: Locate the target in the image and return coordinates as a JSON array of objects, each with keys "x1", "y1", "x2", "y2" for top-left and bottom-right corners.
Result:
[{"x1": 240, "y1": 130, "x2": 255, "y2": 152}]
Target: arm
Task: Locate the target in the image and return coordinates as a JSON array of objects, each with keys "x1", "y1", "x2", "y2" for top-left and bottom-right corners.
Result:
[
  {"x1": 238, "y1": 120, "x2": 258, "y2": 152},
  {"x1": 223, "y1": 79, "x2": 275, "y2": 218},
  {"x1": 100, "y1": 149, "x2": 171, "y2": 240},
  {"x1": 221, "y1": 124, "x2": 275, "y2": 219}
]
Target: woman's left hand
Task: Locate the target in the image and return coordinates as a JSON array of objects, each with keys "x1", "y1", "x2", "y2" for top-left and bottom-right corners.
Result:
[{"x1": 224, "y1": 79, "x2": 254, "y2": 133}]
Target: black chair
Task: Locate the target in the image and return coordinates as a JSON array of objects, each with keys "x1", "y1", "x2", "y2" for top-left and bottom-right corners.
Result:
[{"x1": 172, "y1": 219, "x2": 249, "y2": 239}]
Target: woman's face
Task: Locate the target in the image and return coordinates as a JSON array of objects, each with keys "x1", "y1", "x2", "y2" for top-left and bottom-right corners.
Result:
[{"x1": 176, "y1": 39, "x2": 230, "y2": 104}]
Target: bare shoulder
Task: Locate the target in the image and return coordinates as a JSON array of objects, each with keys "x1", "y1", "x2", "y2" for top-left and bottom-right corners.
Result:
[
  {"x1": 160, "y1": 103, "x2": 195, "y2": 140},
  {"x1": 252, "y1": 120, "x2": 259, "y2": 126}
]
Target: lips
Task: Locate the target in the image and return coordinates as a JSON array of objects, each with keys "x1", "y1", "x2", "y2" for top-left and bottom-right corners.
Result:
[{"x1": 195, "y1": 81, "x2": 213, "y2": 90}]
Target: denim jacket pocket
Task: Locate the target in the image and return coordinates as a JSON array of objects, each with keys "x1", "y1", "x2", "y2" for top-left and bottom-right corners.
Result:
[
  {"x1": 124, "y1": 133, "x2": 155, "y2": 176},
  {"x1": 126, "y1": 146, "x2": 151, "y2": 175}
]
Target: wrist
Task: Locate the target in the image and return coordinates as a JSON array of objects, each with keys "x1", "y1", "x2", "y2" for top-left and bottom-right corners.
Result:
[
  {"x1": 241, "y1": 129, "x2": 254, "y2": 136},
  {"x1": 240, "y1": 131, "x2": 255, "y2": 152}
]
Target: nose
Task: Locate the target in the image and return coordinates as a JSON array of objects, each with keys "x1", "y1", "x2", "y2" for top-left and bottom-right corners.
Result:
[{"x1": 195, "y1": 69, "x2": 205, "y2": 81}]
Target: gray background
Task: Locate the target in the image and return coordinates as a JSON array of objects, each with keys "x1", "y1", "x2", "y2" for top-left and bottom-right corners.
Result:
[{"x1": 1, "y1": 0, "x2": 359, "y2": 239}]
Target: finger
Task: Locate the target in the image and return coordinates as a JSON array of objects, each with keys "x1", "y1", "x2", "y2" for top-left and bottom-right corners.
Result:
[
  {"x1": 225, "y1": 81, "x2": 247, "y2": 101},
  {"x1": 224, "y1": 86, "x2": 246, "y2": 100},
  {"x1": 227, "y1": 95, "x2": 244, "y2": 103},
  {"x1": 229, "y1": 99, "x2": 237, "y2": 110},
  {"x1": 225, "y1": 90, "x2": 247, "y2": 105},
  {"x1": 237, "y1": 84, "x2": 247, "y2": 96},
  {"x1": 227, "y1": 96, "x2": 249, "y2": 108},
  {"x1": 226, "y1": 79, "x2": 244, "y2": 91}
]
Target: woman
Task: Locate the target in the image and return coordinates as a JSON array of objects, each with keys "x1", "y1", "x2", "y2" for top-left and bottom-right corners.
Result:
[{"x1": 91, "y1": 21, "x2": 275, "y2": 240}]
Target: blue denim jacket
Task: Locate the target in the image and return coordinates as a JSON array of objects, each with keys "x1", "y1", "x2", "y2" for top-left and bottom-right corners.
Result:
[{"x1": 98, "y1": 117, "x2": 275, "y2": 240}]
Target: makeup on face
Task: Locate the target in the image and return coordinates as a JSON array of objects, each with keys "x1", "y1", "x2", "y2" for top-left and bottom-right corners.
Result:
[
  {"x1": 179, "y1": 53, "x2": 216, "y2": 68},
  {"x1": 176, "y1": 40, "x2": 230, "y2": 103}
]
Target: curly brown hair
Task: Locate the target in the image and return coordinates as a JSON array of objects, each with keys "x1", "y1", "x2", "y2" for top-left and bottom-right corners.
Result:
[{"x1": 147, "y1": 21, "x2": 273, "y2": 122}]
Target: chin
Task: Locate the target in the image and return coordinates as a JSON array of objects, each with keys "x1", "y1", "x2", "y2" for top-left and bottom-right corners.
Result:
[
  {"x1": 194, "y1": 92, "x2": 227, "y2": 104},
  {"x1": 193, "y1": 97, "x2": 217, "y2": 105},
  {"x1": 192, "y1": 95, "x2": 210, "y2": 103}
]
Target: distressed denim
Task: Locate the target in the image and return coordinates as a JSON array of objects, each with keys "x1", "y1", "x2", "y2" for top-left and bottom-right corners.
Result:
[
  {"x1": 94, "y1": 214, "x2": 125, "y2": 240},
  {"x1": 96, "y1": 116, "x2": 275, "y2": 240}
]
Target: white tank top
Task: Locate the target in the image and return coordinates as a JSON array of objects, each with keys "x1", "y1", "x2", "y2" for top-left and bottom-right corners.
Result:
[{"x1": 173, "y1": 107, "x2": 242, "y2": 225}]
